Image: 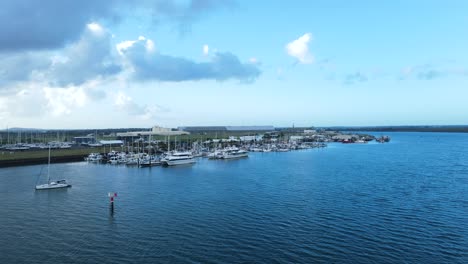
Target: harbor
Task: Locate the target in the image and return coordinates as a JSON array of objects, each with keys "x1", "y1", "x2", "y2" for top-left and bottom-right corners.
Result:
[
  {"x1": 0, "y1": 125, "x2": 387, "y2": 168},
  {"x1": 1, "y1": 1, "x2": 466, "y2": 263}
]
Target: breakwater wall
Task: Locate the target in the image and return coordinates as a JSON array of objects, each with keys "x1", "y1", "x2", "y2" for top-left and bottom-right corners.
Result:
[{"x1": 0, "y1": 155, "x2": 87, "y2": 168}]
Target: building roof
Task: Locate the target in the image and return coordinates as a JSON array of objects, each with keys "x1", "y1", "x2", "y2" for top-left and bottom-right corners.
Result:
[
  {"x1": 226, "y1": 126, "x2": 274, "y2": 131},
  {"x1": 117, "y1": 126, "x2": 189, "y2": 137},
  {"x1": 178, "y1": 126, "x2": 227, "y2": 132},
  {"x1": 99, "y1": 140, "x2": 124, "y2": 145},
  {"x1": 179, "y1": 126, "x2": 274, "y2": 132}
]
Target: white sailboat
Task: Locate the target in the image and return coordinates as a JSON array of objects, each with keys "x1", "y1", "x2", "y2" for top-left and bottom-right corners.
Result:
[{"x1": 35, "y1": 147, "x2": 71, "y2": 190}]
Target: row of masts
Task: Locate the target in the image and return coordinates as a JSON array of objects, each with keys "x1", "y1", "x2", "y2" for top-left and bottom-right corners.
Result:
[{"x1": 0, "y1": 127, "x2": 69, "y2": 145}]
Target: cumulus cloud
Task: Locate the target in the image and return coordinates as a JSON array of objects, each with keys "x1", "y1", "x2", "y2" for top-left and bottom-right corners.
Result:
[
  {"x1": 0, "y1": 0, "x2": 235, "y2": 52},
  {"x1": 0, "y1": 52, "x2": 51, "y2": 86},
  {"x1": 119, "y1": 38, "x2": 261, "y2": 82},
  {"x1": 0, "y1": 0, "x2": 116, "y2": 52},
  {"x1": 0, "y1": 23, "x2": 121, "y2": 89},
  {"x1": 0, "y1": 82, "x2": 104, "y2": 120},
  {"x1": 286, "y1": 33, "x2": 314, "y2": 64},
  {"x1": 0, "y1": 1, "x2": 242, "y2": 90},
  {"x1": 45, "y1": 23, "x2": 121, "y2": 86},
  {"x1": 114, "y1": 91, "x2": 168, "y2": 120},
  {"x1": 203, "y1": 44, "x2": 209, "y2": 56},
  {"x1": 0, "y1": 86, "x2": 48, "y2": 118},
  {"x1": 44, "y1": 87, "x2": 88, "y2": 116}
]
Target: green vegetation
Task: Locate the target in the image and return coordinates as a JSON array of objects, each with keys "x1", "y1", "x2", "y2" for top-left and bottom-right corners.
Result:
[{"x1": 0, "y1": 147, "x2": 102, "y2": 161}]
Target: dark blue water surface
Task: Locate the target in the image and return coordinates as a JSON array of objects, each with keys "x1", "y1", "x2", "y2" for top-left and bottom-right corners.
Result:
[{"x1": 1, "y1": 132, "x2": 468, "y2": 263}]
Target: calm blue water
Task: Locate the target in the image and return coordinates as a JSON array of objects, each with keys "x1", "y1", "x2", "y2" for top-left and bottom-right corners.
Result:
[{"x1": 1, "y1": 132, "x2": 468, "y2": 263}]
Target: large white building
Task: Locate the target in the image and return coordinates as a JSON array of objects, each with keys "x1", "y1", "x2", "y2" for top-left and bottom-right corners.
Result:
[
  {"x1": 117, "y1": 126, "x2": 189, "y2": 139},
  {"x1": 178, "y1": 126, "x2": 274, "y2": 133}
]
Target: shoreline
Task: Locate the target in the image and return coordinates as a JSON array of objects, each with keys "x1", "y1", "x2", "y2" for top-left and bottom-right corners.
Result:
[{"x1": 0, "y1": 155, "x2": 87, "y2": 168}]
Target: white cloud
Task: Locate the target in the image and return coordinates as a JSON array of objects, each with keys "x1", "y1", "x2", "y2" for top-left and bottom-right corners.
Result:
[
  {"x1": 44, "y1": 87, "x2": 88, "y2": 116},
  {"x1": 119, "y1": 38, "x2": 261, "y2": 82},
  {"x1": 0, "y1": 86, "x2": 48, "y2": 118},
  {"x1": 116, "y1": 40, "x2": 137, "y2": 55},
  {"x1": 0, "y1": 1, "x2": 235, "y2": 52},
  {"x1": 145, "y1": 39, "x2": 155, "y2": 53},
  {"x1": 249, "y1": 57, "x2": 260, "y2": 64},
  {"x1": 0, "y1": 82, "x2": 103, "y2": 120},
  {"x1": 117, "y1": 36, "x2": 155, "y2": 55},
  {"x1": 203, "y1": 44, "x2": 209, "y2": 56},
  {"x1": 0, "y1": 23, "x2": 122, "y2": 89},
  {"x1": 114, "y1": 91, "x2": 166, "y2": 120},
  {"x1": 45, "y1": 23, "x2": 121, "y2": 86},
  {"x1": 87, "y1": 22, "x2": 104, "y2": 34},
  {"x1": 286, "y1": 33, "x2": 314, "y2": 64}
]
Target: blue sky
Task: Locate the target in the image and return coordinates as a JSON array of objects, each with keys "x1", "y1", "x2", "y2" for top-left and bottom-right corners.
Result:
[{"x1": 0, "y1": 0, "x2": 467, "y2": 129}]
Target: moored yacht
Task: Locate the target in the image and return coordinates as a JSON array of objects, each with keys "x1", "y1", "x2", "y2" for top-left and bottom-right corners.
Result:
[
  {"x1": 161, "y1": 152, "x2": 196, "y2": 166},
  {"x1": 85, "y1": 153, "x2": 103, "y2": 162},
  {"x1": 207, "y1": 150, "x2": 224, "y2": 159},
  {"x1": 36, "y1": 179, "x2": 71, "y2": 190},
  {"x1": 35, "y1": 147, "x2": 71, "y2": 190},
  {"x1": 138, "y1": 155, "x2": 161, "y2": 167},
  {"x1": 222, "y1": 148, "x2": 249, "y2": 159}
]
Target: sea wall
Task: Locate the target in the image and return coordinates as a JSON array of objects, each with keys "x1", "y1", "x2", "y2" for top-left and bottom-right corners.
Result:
[{"x1": 0, "y1": 155, "x2": 87, "y2": 168}]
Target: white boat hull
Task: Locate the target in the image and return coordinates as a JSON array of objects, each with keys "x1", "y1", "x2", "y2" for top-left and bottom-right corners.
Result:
[
  {"x1": 163, "y1": 158, "x2": 196, "y2": 166},
  {"x1": 222, "y1": 153, "x2": 248, "y2": 159},
  {"x1": 35, "y1": 183, "x2": 71, "y2": 190},
  {"x1": 139, "y1": 161, "x2": 161, "y2": 167}
]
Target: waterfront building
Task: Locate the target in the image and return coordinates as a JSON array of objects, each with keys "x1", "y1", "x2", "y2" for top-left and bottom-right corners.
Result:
[
  {"x1": 99, "y1": 140, "x2": 124, "y2": 146},
  {"x1": 117, "y1": 126, "x2": 189, "y2": 142},
  {"x1": 73, "y1": 136, "x2": 96, "y2": 145},
  {"x1": 178, "y1": 126, "x2": 274, "y2": 133},
  {"x1": 239, "y1": 135, "x2": 263, "y2": 142}
]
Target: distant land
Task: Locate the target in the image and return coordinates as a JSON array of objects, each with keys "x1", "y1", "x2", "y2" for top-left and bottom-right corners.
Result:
[
  {"x1": 324, "y1": 125, "x2": 468, "y2": 133},
  {"x1": 1, "y1": 125, "x2": 468, "y2": 133},
  {"x1": 0, "y1": 128, "x2": 146, "y2": 133}
]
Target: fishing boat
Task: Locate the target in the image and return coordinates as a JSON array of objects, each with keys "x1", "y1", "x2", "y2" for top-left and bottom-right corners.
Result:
[{"x1": 35, "y1": 147, "x2": 71, "y2": 190}]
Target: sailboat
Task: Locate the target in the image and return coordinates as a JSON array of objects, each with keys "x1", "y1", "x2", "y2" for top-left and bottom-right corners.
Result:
[{"x1": 35, "y1": 146, "x2": 71, "y2": 190}]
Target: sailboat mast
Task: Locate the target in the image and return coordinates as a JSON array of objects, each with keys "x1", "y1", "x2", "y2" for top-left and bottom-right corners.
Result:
[{"x1": 47, "y1": 146, "x2": 51, "y2": 183}]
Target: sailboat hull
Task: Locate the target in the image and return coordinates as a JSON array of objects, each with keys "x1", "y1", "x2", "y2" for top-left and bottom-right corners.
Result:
[{"x1": 35, "y1": 183, "x2": 71, "y2": 190}]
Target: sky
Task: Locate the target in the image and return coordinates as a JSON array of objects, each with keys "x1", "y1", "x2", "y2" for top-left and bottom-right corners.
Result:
[{"x1": 0, "y1": 0, "x2": 467, "y2": 129}]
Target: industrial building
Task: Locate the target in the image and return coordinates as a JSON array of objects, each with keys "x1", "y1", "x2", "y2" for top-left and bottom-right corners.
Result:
[
  {"x1": 116, "y1": 126, "x2": 189, "y2": 142},
  {"x1": 178, "y1": 126, "x2": 275, "y2": 133},
  {"x1": 73, "y1": 136, "x2": 96, "y2": 145}
]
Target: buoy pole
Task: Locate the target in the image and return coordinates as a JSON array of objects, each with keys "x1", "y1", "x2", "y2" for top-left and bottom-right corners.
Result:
[{"x1": 108, "y1": 192, "x2": 117, "y2": 215}]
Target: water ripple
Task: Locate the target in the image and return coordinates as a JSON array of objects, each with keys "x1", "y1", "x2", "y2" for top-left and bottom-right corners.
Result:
[{"x1": 1, "y1": 132, "x2": 468, "y2": 263}]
